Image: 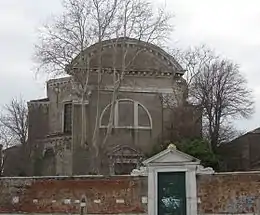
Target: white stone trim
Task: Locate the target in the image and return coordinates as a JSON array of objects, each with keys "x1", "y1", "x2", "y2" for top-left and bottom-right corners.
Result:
[
  {"x1": 47, "y1": 77, "x2": 176, "y2": 94},
  {"x1": 114, "y1": 101, "x2": 119, "y2": 127},
  {"x1": 72, "y1": 100, "x2": 89, "y2": 105},
  {"x1": 131, "y1": 167, "x2": 148, "y2": 176},
  {"x1": 134, "y1": 101, "x2": 139, "y2": 127},
  {"x1": 101, "y1": 86, "x2": 174, "y2": 94},
  {"x1": 143, "y1": 146, "x2": 200, "y2": 166},
  {"x1": 99, "y1": 125, "x2": 152, "y2": 130},
  {"x1": 196, "y1": 165, "x2": 215, "y2": 174}
]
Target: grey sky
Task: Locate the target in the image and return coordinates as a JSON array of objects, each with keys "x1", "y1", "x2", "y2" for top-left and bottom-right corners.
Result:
[{"x1": 0, "y1": 0, "x2": 259, "y2": 132}]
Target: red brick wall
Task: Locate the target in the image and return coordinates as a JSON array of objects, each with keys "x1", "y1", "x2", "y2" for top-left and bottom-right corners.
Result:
[
  {"x1": 3, "y1": 172, "x2": 260, "y2": 214},
  {"x1": 197, "y1": 172, "x2": 260, "y2": 214},
  {"x1": 0, "y1": 176, "x2": 147, "y2": 214}
]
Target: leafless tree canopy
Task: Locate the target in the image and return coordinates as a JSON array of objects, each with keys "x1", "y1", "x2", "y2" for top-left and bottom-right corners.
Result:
[
  {"x1": 171, "y1": 45, "x2": 217, "y2": 87},
  {"x1": 0, "y1": 97, "x2": 28, "y2": 176},
  {"x1": 0, "y1": 97, "x2": 28, "y2": 147},
  {"x1": 186, "y1": 48, "x2": 254, "y2": 151},
  {"x1": 34, "y1": 0, "x2": 173, "y2": 76}
]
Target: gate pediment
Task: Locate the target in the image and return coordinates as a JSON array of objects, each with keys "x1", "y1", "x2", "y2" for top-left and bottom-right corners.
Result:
[{"x1": 143, "y1": 144, "x2": 200, "y2": 166}]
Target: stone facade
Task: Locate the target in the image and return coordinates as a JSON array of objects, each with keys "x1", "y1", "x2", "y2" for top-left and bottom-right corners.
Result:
[{"x1": 3, "y1": 38, "x2": 201, "y2": 176}]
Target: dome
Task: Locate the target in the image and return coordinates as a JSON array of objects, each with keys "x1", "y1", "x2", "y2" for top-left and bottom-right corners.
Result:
[{"x1": 67, "y1": 38, "x2": 184, "y2": 76}]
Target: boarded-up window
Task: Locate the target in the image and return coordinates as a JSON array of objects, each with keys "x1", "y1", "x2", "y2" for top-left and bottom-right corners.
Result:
[
  {"x1": 100, "y1": 99, "x2": 152, "y2": 129},
  {"x1": 64, "y1": 103, "x2": 72, "y2": 133},
  {"x1": 138, "y1": 104, "x2": 150, "y2": 127},
  {"x1": 118, "y1": 101, "x2": 134, "y2": 126}
]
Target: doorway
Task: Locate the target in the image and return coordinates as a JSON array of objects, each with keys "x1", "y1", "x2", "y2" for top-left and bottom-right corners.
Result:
[{"x1": 157, "y1": 172, "x2": 186, "y2": 215}]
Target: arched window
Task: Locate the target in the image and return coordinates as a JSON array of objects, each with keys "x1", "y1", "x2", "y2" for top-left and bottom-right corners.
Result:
[{"x1": 99, "y1": 99, "x2": 152, "y2": 130}]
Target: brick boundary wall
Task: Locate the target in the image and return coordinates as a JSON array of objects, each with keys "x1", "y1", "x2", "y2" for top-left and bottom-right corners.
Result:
[
  {"x1": 197, "y1": 171, "x2": 260, "y2": 214},
  {"x1": 0, "y1": 176, "x2": 147, "y2": 214},
  {"x1": 3, "y1": 172, "x2": 260, "y2": 214}
]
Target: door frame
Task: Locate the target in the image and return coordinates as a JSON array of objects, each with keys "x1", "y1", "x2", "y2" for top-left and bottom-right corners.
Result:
[{"x1": 148, "y1": 165, "x2": 197, "y2": 215}]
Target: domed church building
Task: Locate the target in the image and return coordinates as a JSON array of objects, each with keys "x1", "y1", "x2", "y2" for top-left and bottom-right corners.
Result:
[{"x1": 3, "y1": 38, "x2": 202, "y2": 176}]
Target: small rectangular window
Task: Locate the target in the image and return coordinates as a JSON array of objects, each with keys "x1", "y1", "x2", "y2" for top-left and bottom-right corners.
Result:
[{"x1": 64, "y1": 103, "x2": 72, "y2": 133}]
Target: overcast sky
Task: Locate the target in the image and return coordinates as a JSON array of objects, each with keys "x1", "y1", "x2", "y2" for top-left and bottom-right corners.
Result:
[{"x1": 0, "y1": 0, "x2": 259, "y2": 132}]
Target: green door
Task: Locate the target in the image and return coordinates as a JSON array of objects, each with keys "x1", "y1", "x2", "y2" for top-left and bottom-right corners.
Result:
[{"x1": 157, "y1": 172, "x2": 186, "y2": 215}]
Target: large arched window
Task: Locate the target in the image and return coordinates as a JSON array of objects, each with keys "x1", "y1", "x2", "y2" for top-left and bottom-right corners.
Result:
[{"x1": 100, "y1": 99, "x2": 152, "y2": 130}]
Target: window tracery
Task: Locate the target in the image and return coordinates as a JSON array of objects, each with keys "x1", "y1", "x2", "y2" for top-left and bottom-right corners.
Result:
[{"x1": 99, "y1": 99, "x2": 152, "y2": 130}]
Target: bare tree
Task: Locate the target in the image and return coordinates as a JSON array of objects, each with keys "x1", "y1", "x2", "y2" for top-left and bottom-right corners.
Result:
[
  {"x1": 34, "y1": 0, "x2": 172, "y2": 76},
  {"x1": 0, "y1": 126, "x2": 13, "y2": 175},
  {"x1": 34, "y1": 0, "x2": 173, "y2": 173},
  {"x1": 0, "y1": 126, "x2": 15, "y2": 148},
  {"x1": 0, "y1": 97, "x2": 28, "y2": 176},
  {"x1": 0, "y1": 97, "x2": 28, "y2": 146},
  {"x1": 170, "y1": 45, "x2": 254, "y2": 152},
  {"x1": 189, "y1": 57, "x2": 254, "y2": 152},
  {"x1": 171, "y1": 45, "x2": 217, "y2": 88},
  {"x1": 154, "y1": 45, "x2": 215, "y2": 145},
  {"x1": 217, "y1": 123, "x2": 245, "y2": 143}
]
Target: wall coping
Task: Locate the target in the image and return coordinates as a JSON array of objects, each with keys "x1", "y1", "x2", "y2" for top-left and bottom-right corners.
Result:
[
  {"x1": 0, "y1": 214, "x2": 146, "y2": 215},
  {"x1": 0, "y1": 175, "x2": 147, "y2": 180},
  {"x1": 3, "y1": 170, "x2": 260, "y2": 180},
  {"x1": 213, "y1": 170, "x2": 260, "y2": 175}
]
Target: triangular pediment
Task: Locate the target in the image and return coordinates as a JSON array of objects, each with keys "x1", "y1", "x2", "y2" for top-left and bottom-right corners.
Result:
[
  {"x1": 108, "y1": 145, "x2": 143, "y2": 157},
  {"x1": 143, "y1": 145, "x2": 200, "y2": 166}
]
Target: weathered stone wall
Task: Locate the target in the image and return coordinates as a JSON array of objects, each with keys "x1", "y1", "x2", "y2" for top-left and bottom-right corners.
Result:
[
  {"x1": 28, "y1": 102, "x2": 50, "y2": 142},
  {"x1": 218, "y1": 135, "x2": 250, "y2": 171},
  {"x1": 45, "y1": 76, "x2": 193, "y2": 175},
  {"x1": 46, "y1": 77, "x2": 72, "y2": 134},
  {"x1": 0, "y1": 176, "x2": 147, "y2": 214},
  {"x1": 3, "y1": 146, "x2": 26, "y2": 177},
  {"x1": 197, "y1": 172, "x2": 260, "y2": 214},
  {"x1": 219, "y1": 130, "x2": 260, "y2": 172}
]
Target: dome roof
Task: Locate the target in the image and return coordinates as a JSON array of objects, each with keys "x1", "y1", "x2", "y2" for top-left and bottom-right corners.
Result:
[{"x1": 67, "y1": 38, "x2": 184, "y2": 76}]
